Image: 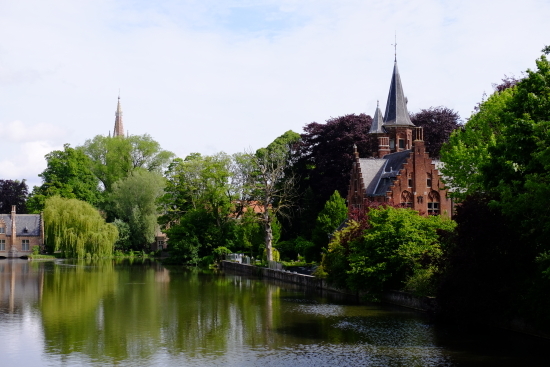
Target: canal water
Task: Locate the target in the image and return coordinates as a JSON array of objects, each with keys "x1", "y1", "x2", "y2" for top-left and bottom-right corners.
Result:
[{"x1": 0, "y1": 259, "x2": 548, "y2": 366}]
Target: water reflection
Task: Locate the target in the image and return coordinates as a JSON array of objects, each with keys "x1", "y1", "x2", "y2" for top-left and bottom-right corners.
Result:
[{"x1": 0, "y1": 259, "x2": 548, "y2": 366}]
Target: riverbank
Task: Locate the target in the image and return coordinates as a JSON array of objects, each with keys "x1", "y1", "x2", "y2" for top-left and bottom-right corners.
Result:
[
  {"x1": 221, "y1": 261, "x2": 550, "y2": 339},
  {"x1": 220, "y1": 260, "x2": 436, "y2": 312}
]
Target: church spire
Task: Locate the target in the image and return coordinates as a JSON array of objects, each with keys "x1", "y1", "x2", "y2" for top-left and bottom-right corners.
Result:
[
  {"x1": 113, "y1": 94, "x2": 125, "y2": 137},
  {"x1": 382, "y1": 61, "x2": 414, "y2": 127}
]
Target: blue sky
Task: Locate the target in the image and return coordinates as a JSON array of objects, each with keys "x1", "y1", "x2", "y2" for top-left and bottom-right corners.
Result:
[{"x1": 0, "y1": 0, "x2": 549, "y2": 187}]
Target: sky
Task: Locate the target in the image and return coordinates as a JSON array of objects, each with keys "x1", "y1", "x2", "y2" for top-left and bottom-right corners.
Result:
[{"x1": 0, "y1": 0, "x2": 549, "y2": 188}]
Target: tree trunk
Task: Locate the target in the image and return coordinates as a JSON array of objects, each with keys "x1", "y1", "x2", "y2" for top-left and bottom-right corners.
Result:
[{"x1": 264, "y1": 212, "x2": 273, "y2": 262}]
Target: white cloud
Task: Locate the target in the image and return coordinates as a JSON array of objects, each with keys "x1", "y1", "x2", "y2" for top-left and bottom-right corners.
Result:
[
  {"x1": 0, "y1": 140, "x2": 62, "y2": 188},
  {"x1": 0, "y1": 121, "x2": 67, "y2": 186}
]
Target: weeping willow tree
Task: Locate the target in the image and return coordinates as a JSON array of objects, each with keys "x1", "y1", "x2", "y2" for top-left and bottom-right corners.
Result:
[{"x1": 44, "y1": 196, "x2": 118, "y2": 258}]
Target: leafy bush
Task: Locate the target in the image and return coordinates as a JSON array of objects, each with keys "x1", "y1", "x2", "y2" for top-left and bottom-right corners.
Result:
[
  {"x1": 262, "y1": 247, "x2": 280, "y2": 262},
  {"x1": 212, "y1": 246, "x2": 232, "y2": 261},
  {"x1": 323, "y1": 206, "x2": 455, "y2": 295}
]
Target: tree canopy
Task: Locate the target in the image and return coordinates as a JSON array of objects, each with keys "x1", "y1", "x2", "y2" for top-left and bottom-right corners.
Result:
[
  {"x1": 323, "y1": 206, "x2": 455, "y2": 296},
  {"x1": 109, "y1": 170, "x2": 166, "y2": 250},
  {"x1": 160, "y1": 153, "x2": 239, "y2": 262},
  {"x1": 437, "y1": 53, "x2": 550, "y2": 329},
  {"x1": 44, "y1": 196, "x2": 118, "y2": 258},
  {"x1": 80, "y1": 134, "x2": 174, "y2": 192},
  {"x1": 28, "y1": 144, "x2": 101, "y2": 212},
  {"x1": 410, "y1": 107, "x2": 462, "y2": 158},
  {"x1": 297, "y1": 114, "x2": 375, "y2": 206},
  {"x1": 0, "y1": 179, "x2": 28, "y2": 214}
]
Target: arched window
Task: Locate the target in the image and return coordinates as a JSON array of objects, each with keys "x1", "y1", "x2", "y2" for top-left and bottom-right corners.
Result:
[
  {"x1": 428, "y1": 191, "x2": 440, "y2": 215},
  {"x1": 401, "y1": 190, "x2": 413, "y2": 208}
]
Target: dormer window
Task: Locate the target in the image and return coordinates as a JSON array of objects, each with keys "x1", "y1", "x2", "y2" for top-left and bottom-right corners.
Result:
[{"x1": 23, "y1": 227, "x2": 29, "y2": 233}]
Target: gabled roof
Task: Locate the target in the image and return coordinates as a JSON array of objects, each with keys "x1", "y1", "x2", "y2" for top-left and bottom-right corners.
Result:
[
  {"x1": 382, "y1": 61, "x2": 414, "y2": 127},
  {"x1": 0, "y1": 214, "x2": 42, "y2": 236},
  {"x1": 368, "y1": 101, "x2": 386, "y2": 134},
  {"x1": 359, "y1": 150, "x2": 411, "y2": 196}
]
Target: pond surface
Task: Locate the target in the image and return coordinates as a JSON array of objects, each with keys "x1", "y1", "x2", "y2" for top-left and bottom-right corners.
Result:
[{"x1": 0, "y1": 259, "x2": 548, "y2": 366}]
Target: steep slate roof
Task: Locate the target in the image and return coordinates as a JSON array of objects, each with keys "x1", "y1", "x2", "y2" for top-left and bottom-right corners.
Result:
[
  {"x1": 382, "y1": 61, "x2": 414, "y2": 127},
  {"x1": 368, "y1": 101, "x2": 386, "y2": 134},
  {"x1": 0, "y1": 214, "x2": 42, "y2": 236},
  {"x1": 359, "y1": 150, "x2": 411, "y2": 196}
]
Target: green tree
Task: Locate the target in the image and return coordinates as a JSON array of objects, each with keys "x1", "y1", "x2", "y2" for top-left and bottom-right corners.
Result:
[
  {"x1": 440, "y1": 88, "x2": 514, "y2": 199},
  {"x1": 80, "y1": 134, "x2": 174, "y2": 192},
  {"x1": 160, "y1": 153, "x2": 238, "y2": 262},
  {"x1": 310, "y1": 190, "x2": 348, "y2": 262},
  {"x1": 0, "y1": 179, "x2": 29, "y2": 213},
  {"x1": 323, "y1": 206, "x2": 455, "y2": 295},
  {"x1": 237, "y1": 131, "x2": 301, "y2": 261},
  {"x1": 44, "y1": 196, "x2": 118, "y2": 258},
  {"x1": 109, "y1": 170, "x2": 165, "y2": 250},
  {"x1": 234, "y1": 207, "x2": 264, "y2": 257},
  {"x1": 112, "y1": 219, "x2": 131, "y2": 252},
  {"x1": 438, "y1": 53, "x2": 550, "y2": 329},
  {"x1": 28, "y1": 144, "x2": 101, "y2": 212}
]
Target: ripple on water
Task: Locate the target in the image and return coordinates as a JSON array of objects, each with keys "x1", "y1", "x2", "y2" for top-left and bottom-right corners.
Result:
[{"x1": 293, "y1": 304, "x2": 346, "y2": 317}]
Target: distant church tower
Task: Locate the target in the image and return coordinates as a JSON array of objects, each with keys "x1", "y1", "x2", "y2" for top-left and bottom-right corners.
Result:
[{"x1": 113, "y1": 95, "x2": 125, "y2": 137}]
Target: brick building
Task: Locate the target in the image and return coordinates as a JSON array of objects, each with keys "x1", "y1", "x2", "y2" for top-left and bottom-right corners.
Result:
[
  {"x1": 347, "y1": 60, "x2": 452, "y2": 217},
  {"x1": 0, "y1": 206, "x2": 44, "y2": 258}
]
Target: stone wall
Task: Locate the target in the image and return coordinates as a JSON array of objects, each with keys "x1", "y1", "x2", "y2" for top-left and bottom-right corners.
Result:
[
  {"x1": 221, "y1": 261, "x2": 424, "y2": 308},
  {"x1": 381, "y1": 290, "x2": 437, "y2": 312}
]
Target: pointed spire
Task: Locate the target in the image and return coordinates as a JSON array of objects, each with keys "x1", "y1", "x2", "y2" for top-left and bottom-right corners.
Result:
[
  {"x1": 113, "y1": 94, "x2": 125, "y2": 137},
  {"x1": 382, "y1": 61, "x2": 414, "y2": 127},
  {"x1": 369, "y1": 100, "x2": 386, "y2": 134}
]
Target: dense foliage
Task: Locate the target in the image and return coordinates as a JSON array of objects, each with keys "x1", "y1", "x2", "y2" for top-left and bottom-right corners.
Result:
[
  {"x1": 438, "y1": 53, "x2": 550, "y2": 329},
  {"x1": 0, "y1": 179, "x2": 28, "y2": 214},
  {"x1": 310, "y1": 190, "x2": 348, "y2": 262},
  {"x1": 410, "y1": 107, "x2": 462, "y2": 158},
  {"x1": 109, "y1": 170, "x2": 166, "y2": 250},
  {"x1": 80, "y1": 134, "x2": 174, "y2": 192},
  {"x1": 297, "y1": 114, "x2": 374, "y2": 207},
  {"x1": 28, "y1": 144, "x2": 101, "y2": 212},
  {"x1": 160, "y1": 153, "x2": 239, "y2": 263},
  {"x1": 44, "y1": 196, "x2": 118, "y2": 258},
  {"x1": 323, "y1": 206, "x2": 455, "y2": 297}
]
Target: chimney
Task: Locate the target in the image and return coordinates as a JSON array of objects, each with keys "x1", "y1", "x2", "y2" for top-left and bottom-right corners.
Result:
[{"x1": 11, "y1": 206, "x2": 16, "y2": 250}]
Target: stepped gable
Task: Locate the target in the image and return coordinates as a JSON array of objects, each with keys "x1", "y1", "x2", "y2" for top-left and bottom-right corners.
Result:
[{"x1": 359, "y1": 150, "x2": 411, "y2": 196}]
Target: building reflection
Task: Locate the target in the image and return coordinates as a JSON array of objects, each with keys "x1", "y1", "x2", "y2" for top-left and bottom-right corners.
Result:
[{"x1": 0, "y1": 259, "x2": 44, "y2": 314}]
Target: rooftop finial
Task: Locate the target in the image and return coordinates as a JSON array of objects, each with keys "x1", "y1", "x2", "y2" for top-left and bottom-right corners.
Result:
[{"x1": 392, "y1": 33, "x2": 397, "y2": 62}]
